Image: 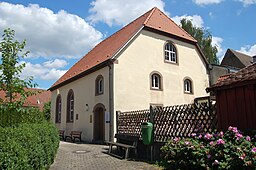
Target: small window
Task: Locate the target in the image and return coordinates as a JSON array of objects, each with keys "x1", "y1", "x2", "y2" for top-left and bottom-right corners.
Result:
[
  {"x1": 55, "y1": 95, "x2": 61, "y2": 123},
  {"x1": 67, "y1": 89, "x2": 74, "y2": 122},
  {"x1": 184, "y1": 79, "x2": 193, "y2": 94},
  {"x1": 151, "y1": 73, "x2": 162, "y2": 90},
  {"x1": 164, "y1": 42, "x2": 177, "y2": 63},
  {"x1": 96, "y1": 75, "x2": 104, "y2": 95}
]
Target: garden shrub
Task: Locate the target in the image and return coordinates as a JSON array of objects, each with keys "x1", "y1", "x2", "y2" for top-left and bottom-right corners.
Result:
[
  {"x1": 0, "y1": 121, "x2": 59, "y2": 170},
  {"x1": 161, "y1": 127, "x2": 256, "y2": 170}
]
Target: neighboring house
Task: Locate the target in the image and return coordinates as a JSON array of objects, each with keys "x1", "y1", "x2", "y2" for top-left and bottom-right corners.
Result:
[
  {"x1": 221, "y1": 49, "x2": 253, "y2": 69},
  {"x1": 49, "y1": 7, "x2": 209, "y2": 142},
  {"x1": 0, "y1": 88, "x2": 51, "y2": 111},
  {"x1": 207, "y1": 63, "x2": 256, "y2": 131}
]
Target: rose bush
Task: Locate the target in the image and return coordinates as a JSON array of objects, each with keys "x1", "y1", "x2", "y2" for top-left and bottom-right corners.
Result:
[{"x1": 161, "y1": 127, "x2": 256, "y2": 170}]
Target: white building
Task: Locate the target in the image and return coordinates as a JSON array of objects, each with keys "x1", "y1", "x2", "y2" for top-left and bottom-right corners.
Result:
[{"x1": 49, "y1": 7, "x2": 209, "y2": 142}]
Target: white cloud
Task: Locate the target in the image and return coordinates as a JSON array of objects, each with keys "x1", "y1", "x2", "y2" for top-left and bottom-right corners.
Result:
[
  {"x1": 212, "y1": 36, "x2": 225, "y2": 61},
  {"x1": 0, "y1": 2, "x2": 103, "y2": 59},
  {"x1": 193, "y1": 0, "x2": 224, "y2": 5},
  {"x1": 238, "y1": 44, "x2": 256, "y2": 56},
  {"x1": 238, "y1": 0, "x2": 256, "y2": 6},
  {"x1": 171, "y1": 15, "x2": 204, "y2": 28},
  {"x1": 43, "y1": 59, "x2": 68, "y2": 68},
  {"x1": 20, "y1": 61, "x2": 67, "y2": 81},
  {"x1": 88, "y1": 0, "x2": 166, "y2": 26}
]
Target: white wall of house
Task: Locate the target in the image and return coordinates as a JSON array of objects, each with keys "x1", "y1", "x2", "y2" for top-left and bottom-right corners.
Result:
[
  {"x1": 113, "y1": 29, "x2": 209, "y2": 133},
  {"x1": 51, "y1": 67, "x2": 110, "y2": 142}
]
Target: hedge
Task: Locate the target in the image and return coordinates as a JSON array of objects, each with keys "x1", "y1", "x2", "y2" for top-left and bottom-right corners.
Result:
[{"x1": 0, "y1": 121, "x2": 59, "y2": 170}]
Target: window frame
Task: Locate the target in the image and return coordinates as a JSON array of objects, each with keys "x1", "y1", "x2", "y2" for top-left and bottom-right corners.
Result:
[
  {"x1": 150, "y1": 72, "x2": 163, "y2": 91},
  {"x1": 66, "y1": 89, "x2": 74, "y2": 123},
  {"x1": 95, "y1": 75, "x2": 104, "y2": 95},
  {"x1": 164, "y1": 42, "x2": 178, "y2": 64},
  {"x1": 184, "y1": 78, "x2": 193, "y2": 94},
  {"x1": 55, "y1": 95, "x2": 61, "y2": 123}
]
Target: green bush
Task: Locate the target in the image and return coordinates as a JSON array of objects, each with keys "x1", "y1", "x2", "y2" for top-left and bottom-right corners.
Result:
[
  {"x1": 161, "y1": 127, "x2": 256, "y2": 170},
  {"x1": 0, "y1": 121, "x2": 59, "y2": 169},
  {"x1": 0, "y1": 105, "x2": 45, "y2": 127}
]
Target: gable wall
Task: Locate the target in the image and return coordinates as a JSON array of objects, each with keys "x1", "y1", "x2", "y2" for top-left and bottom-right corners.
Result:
[
  {"x1": 113, "y1": 29, "x2": 209, "y2": 113},
  {"x1": 51, "y1": 67, "x2": 110, "y2": 141}
]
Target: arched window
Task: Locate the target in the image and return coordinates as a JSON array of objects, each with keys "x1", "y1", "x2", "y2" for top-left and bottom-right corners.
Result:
[
  {"x1": 55, "y1": 95, "x2": 61, "y2": 123},
  {"x1": 67, "y1": 89, "x2": 74, "y2": 122},
  {"x1": 184, "y1": 78, "x2": 193, "y2": 94},
  {"x1": 151, "y1": 72, "x2": 162, "y2": 90},
  {"x1": 95, "y1": 75, "x2": 104, "y2": 95},
  {"x1": 164, "y1": 42, "x2": 177, "y2": 63}
]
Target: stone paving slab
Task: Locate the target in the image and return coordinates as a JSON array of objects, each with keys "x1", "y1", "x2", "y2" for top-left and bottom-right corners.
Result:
[{"x1": 50, "y1": 141, "x2": 162, "y2": 170}]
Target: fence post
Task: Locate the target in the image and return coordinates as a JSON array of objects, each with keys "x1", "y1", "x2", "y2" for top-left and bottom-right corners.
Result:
[
  {"x1": 149, "y1": 106, "x2": 154, "y2": 161},
  {"x1": 116, "y1": 111, "x2": 120, "y2": 134}
]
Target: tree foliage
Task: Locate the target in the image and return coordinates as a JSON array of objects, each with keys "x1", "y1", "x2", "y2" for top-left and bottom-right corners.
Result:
[
  {"x1": 181, "y1": 19, "x2": 219, "y2": 64},
  {"x1": 0, "y1": 28, "x2": 37, "y2": 125},
  {"x1": 43, "y1": 101, "x2": 51, "y2": 121}
]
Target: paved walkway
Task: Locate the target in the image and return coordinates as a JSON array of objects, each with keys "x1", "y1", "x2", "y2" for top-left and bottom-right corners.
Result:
[{"x1": 50, "y1": 141, "x2": 162, "y2": 170}]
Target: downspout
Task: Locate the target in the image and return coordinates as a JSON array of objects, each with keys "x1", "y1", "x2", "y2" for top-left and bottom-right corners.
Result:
[{"x1": 108, "y1": 63, "x2": 114, "y2": 141}]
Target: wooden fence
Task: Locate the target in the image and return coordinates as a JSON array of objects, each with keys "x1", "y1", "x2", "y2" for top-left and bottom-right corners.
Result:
[{"x1": 116, "y1": 102, "x2": 217, "y2": 142}]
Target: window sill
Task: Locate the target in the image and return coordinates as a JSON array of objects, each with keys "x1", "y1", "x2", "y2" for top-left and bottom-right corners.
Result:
[
  {"x1": 164, "y1": 60, "x2": 178, "y2": 65},
  {"x1": 95, "y1": 92, "x2": 103, "y2": 96},
  {"x1": 150, "y1": 88, "x2": 163, "y2": 91}
]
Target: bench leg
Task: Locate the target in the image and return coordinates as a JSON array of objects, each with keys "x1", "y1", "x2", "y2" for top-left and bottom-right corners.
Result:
[
  {"x1": 108, "y1": 145, "x2": 112, "y2": 154},
  {"x1": 125, "y1": 148, "x2": 130, "y2": 159}
]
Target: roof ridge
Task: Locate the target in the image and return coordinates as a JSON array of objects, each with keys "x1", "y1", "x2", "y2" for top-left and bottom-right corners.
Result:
[
  {"x1": 143, "y1": 7, "x2": 156, "y2": 25},
  {"x1": 152, "y1": 8, "x2": 197, "y2": 42}
]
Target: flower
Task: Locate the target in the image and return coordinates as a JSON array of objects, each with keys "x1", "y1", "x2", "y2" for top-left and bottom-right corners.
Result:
[
  {"x1": 191, "y1": 133, "x2": 196, "y2": 137},
  {"x1": 252, "y1": 147, "x2": 256, "y2": 153},
  {"x1": 216, "y1": 139, "x2": 225, "y2": 145},
  {"x1": 239, "y1": 153, "x2": 246, "y2": 160},
  {"x1": 236, "y1": 133, "x2": 243, "y2": 140},
  {"x1": 185, "y1": 141, "x2": 190, "y2": 145},
  {"x1": 207, "y1": 154, "x2": 211, "y2": 159},
  {"x1": 174, "y1": 137, "x2": 179, "y2": 142},
  {"x1": 219, "y1": 131, "x2": 224, "y2": 138},
  {"x1": 198, "y1": 134, "x2": 202, "y2": 138},
  {"x1": 210, "y1": 141, "x2": 214, "y2": 146},
  {"x1": 246, "y1": 136, "x2": 251, "y2": 141},
  {"x1": 204, "y1": 133, "x2": 213, "y2": 140},
  {"x1": 228, "y1": 126, "x2": 238, "y2": 133},
  {"x1": 213, "y1": 160, "x2": 219, "y2": 165}
]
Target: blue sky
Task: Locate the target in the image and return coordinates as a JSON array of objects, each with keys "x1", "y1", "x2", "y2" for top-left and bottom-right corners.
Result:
[{"x1": 0, "y1": 0, "x2": 255, "y2": 89}]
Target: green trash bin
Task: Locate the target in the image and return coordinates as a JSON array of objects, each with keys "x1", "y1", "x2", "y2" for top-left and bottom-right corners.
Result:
[{"x1": 141, "y1": 122, "x2": 153, "y2": 145}]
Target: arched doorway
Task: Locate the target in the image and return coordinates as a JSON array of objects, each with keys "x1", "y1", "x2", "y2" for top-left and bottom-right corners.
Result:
[{"x1": 93, "y1": 103, "x2": 105, "y2": 143}]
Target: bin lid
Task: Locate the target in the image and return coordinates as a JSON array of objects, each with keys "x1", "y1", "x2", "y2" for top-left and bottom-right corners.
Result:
[{"x1": 141, "y1": 122, "x2": 153, "y2": 126}]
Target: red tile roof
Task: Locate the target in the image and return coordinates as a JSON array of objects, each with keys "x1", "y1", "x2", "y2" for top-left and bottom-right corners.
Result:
[
  {"x1": 49, "y1": 7, "x2": 197, "y2": 91},
  {"x1": 207, "y1": 63, "x2": 256, "y2": 91},
  {"x1": 0, "y1": 88, "x2": 51, "y2": 110}
]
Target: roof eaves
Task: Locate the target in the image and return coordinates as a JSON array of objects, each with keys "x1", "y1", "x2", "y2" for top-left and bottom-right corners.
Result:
[{"x1": 48, "y1": 59, "x2": 111, "y2": 91}]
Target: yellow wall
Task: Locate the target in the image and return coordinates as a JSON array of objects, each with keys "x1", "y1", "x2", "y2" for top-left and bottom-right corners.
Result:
[
  {"x1": 114, "y1": 29, "x2": 209, "y2": 112},
  {"x1": 51, "y1": 29, "x2": 209, "y2": 142},
  {"x1": 51, "y1": 67, "x2": 110, "y2": 142}
]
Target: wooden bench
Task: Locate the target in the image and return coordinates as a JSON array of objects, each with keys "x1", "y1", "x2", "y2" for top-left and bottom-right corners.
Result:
[
  {"x1": 65, "y1": 131, "x2": 82, "y2": 142},
  {"x1": 106, "y1": 134, "x2": 139, "y2": 159},
  {"x1": 59, "y1": 130, "x2": 65, "y2": 140}
]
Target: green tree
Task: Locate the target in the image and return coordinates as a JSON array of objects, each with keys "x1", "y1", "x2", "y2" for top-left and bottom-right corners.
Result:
[
  {"x1": 0, "y1": 28, "x2": 37, "y2": 126},
  {"x1": 181, "y1": 18, "x2": 219, "y2": 64},
  {"x1": 43, "y1": 101, "x2": 51, "y2": 121}
]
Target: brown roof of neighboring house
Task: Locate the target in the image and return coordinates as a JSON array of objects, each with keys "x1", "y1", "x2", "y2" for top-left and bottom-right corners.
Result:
[
  {"x1": 49, "y1": 7, "x2": 199, "y2": 91},
  {"x1": 221, "y1": 49, "x2": 252, "y2": 69},
  {"x1": 0, "y1": 88, "x2": 51, "y2": 110},
  {"x1": 207, "y1": 63, "x2": 256, "y2": 91}
]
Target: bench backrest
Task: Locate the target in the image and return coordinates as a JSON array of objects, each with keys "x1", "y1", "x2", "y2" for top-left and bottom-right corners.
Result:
[
  {"x1": 115, "y1": 134, "x2": 139, "y2": 146},
  {"x1": 71, "y1": 131, "x2": 82, "y2": 136},
  {"x1": 59, "y1": 130, "x2": 65, "y2": 135}
]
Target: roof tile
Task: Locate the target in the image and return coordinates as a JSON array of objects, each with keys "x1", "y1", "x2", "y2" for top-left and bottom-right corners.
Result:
[{"x1": 49, "y1": 7, "x2": 197, "y2": 91}]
